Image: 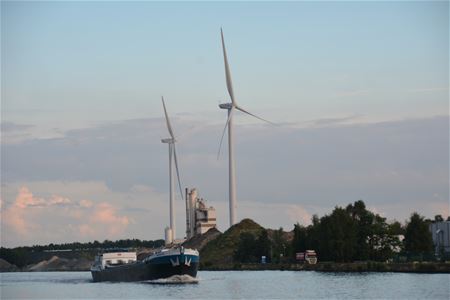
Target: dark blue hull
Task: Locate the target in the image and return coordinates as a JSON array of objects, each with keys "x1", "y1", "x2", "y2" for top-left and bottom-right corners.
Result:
[{"x1": 91, "y1": 253, "x2": 199, "y2": 282}]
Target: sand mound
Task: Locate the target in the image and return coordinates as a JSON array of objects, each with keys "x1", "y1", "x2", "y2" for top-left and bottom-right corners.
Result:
[{"x1": 0, "y1": 258, "x2": 19, "y2": 272}]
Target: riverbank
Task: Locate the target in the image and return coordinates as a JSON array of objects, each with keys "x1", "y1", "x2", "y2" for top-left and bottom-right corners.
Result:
[
  {"x1": 2, "y1": 258, "x2": 449, "y2": 273},
  {"x1": 200, "y1": 261, "x2": 450, "y2": 273},
  {"x1": 2, "y1": 219, "x2": 448, "y2": 274}
]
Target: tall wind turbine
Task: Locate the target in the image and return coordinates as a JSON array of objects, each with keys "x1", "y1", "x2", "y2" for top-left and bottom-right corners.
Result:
[
  {"x1": 218, "y1": 29, "x2": 273, "y2": 227},
  {"x1": 161, "y1": 97, "x2": 183, "y2": 243}
]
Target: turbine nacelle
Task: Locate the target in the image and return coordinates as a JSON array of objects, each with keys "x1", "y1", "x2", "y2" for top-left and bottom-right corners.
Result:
[
  {"x1": 161, "y1": 138, "x2": 175, "y2": 144},
  {"x1": 219, "y1": 103, "x2": 233, "y2": 110}
]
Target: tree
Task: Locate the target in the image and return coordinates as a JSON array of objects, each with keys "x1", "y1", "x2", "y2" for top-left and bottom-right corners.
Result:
[
  {"x1": 404, "y1": 213, "x2": 433, "y2": 254},
  {"x1": 291, "y1": 223, "x2": 307, "y2": 254},
  {"x1": 255, "y1": 229, "x2": 271, "y2": 262},
  {"x1": 305, "y1": 215, "x2": 320, "y2": 253},
  {"x1": 434, "y1": 215, "x2": 444, "y2": 222},
  {"x1": 369, "y1": 215, "x2": 402, "y2": 261},
  {"x1": 271, "y1": 227, "x2": 287, "y2": 263},
  {"x1": 234, "y1": 230, "x2": 271, "y2": 263},
  {"x1": 315, "y1": 207, "x2": 357, "y2": 262},
  {"x1": 346, "y1": 200, "x2": 374, "y2": 260},
  {"x1": 234, "y1": 232, "x2": 257, "y2": 263},
  {"x1": 388, "y1": 221, "x2": 404, "y2": 235}
]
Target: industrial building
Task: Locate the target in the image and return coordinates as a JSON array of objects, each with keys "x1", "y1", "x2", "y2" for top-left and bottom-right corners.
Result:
[
  {"x1": 429, "y1": 220, "x2": 450, "y2": 257},
  {"x1": 185, "y1": 188, "x2": 217, "y2": 239}
]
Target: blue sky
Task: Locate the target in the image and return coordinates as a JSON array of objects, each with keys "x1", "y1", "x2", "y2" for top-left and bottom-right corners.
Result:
[
  {"x1": 3, "y1": 1, "x2": 448, "y2": 128},
  {"x1": 1, "y1": 1, "x2": 449, "y2": 247}
]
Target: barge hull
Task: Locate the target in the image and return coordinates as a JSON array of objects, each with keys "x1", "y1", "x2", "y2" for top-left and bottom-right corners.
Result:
[{"x1": 91, "y1": 254, "x2": 198, "y2": 282}]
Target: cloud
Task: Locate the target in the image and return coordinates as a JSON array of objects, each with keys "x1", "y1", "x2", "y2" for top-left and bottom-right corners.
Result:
[
  {"x1": 428, "y1": 201, "x2": 449, "y2": 219},
  {"x1": 408, "y1": 87, "x2": 449, "y2": 93},
  {"x1": 305, "y1": 115, "x2": 362, "y2": 127},
  {"x1": 2, "y1": 180, "x2": 449, "y2": 247},
  {"x1": 1, "y1": 122, "x2": 34, "y2": 133},
  {"x1": 84, "y1": 202, "x2": 130, "y2": 237},
  {"x1": 5, "y1": 115, "x2": 447, "y2": 205},
  {"x1": 1, "y1": 115, "x2": 448, "y2": 246},
  {"x1": 286, "y1": 204, "x2": 312, "y2": 225},
  {"x1": 1, "y1": 181, "x2": 318, "y2": 246},
  {"x1": 49, "y1": 195, "x2": 72, "y2": 206},
  {"x1": 79, "y1": 199, "x2": 93, "y2": 208},
  {"x1": 3, "y1": 187, "x2": 40, "y2": 235},
  {"x1": 2, "y1": 186, "x2": 75, "y2": 235},
  {"x1": 92, "y1": 203, "x2": 129, "y2": 226},
  {"x1": 15, "y1": 186, "x2": 46, "y2": 208},
  {"x1": 78, "y1": 224, "x2": 95, "y2": 237},
  {"x1": 1, "y1": 185, "x2": 132, "y2": 245},
  {"x1": 8, "y1": 187, "x2": 72, "y2": 209},
  {"x1": 1, "y1": 122, "x2": 35, "y2": 145}
]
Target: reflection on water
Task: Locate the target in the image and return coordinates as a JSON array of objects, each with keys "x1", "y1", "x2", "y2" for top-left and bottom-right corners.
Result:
[{"x1": 1, "y1": 271, "x2": 449, "y2": 299}]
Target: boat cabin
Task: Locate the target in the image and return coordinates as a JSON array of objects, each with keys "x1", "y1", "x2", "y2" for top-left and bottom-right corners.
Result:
[{"x1": 95, "y1": 252, "x2": 137, "y2": 268}]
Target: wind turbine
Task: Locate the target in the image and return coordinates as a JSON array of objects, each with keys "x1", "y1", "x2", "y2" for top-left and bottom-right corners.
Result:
[
  {"x1": 218, "y1": 28, "x2": 273, "y2": 227},
  {"x1": 161, "y1": 96, "x2": 183, "y2": 243}
]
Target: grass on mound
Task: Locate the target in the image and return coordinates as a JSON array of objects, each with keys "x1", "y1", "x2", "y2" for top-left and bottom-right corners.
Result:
[{"x1": 200, "y1": 218, "x2": 264, "y2": 267}]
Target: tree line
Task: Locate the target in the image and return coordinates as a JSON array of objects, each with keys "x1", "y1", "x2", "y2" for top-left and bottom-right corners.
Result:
[
  {"x1": 0, "y1": 239, "x2": 165, "y2": 267},
  {"x1": 234, "y1": 200, "x2": 439, "y2": 263}
]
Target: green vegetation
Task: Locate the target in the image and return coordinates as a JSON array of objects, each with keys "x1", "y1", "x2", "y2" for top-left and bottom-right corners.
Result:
[
  {"x1": 200, "y1": 218, "x2": 264, "y2": 267},
  {"x1": 0, "y1": 247, "x2": 30, "y2": 268},
  {"x1": 404, "y1": 212, "x2": 434, "y2": 254},
  {"x1": 0, "y1": 239, "x2": 164, "y2": 268},
  {"x1": 234, "y1": 229, "x2": 271, "y2": 263},
  {"x1": 270, "y1": 227, "x2": 289, "y2": 263},
  {"x1": 290, "y1": 201, "x2": 434, "y2": 262},
  {"x1": 291, "y1": 201, "x2": 407, "y2": 262},
  {"x1": 201, "y1": 200, "x2": 438, "y2": 268}
]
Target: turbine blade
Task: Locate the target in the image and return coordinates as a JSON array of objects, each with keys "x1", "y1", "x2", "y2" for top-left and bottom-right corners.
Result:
[
  {"x1": 161, "y1": 96, "x2": 175, "y2": 139},
  {"x1": 217, "y1": 107, "x2": 234, "y2": 159},
  {"x1": 173, "y1": 144, "x2": 184, "y2": 200},
  {"x1": 221, "y1": 28, "x2": 236, "y2": 104},
  {"x1": 235, "y1": 105, "x2": 275, "y2": 125}
]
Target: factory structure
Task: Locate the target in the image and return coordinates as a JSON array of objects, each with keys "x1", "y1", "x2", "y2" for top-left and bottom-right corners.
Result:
[
  {"x1": 185, "y1": 188, "x2": 217, "y2": 239},
  {"x1": 430, "y1": 220, "x2": 450, "y2": 258}
]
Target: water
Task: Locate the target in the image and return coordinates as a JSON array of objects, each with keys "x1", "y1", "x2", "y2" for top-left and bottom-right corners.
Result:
[{"x1": 1, "y1": 271, "x2": 449, "y2": 299}]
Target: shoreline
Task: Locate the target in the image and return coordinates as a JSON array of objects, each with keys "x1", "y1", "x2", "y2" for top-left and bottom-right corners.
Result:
[
  {"x1": 2, "y1": 257, "x2": 449, "y2": 274},
  {"x1": 2, "y1": 262, "x2": 449, "y2": 274},
  {"x1": 200, "y1": 261, "x2": 450, "y2": 273}
]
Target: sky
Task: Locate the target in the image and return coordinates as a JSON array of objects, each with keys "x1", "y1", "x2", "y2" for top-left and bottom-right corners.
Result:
[{"x1": 1, "y1": 1, "x2": 449, "y2": 247}]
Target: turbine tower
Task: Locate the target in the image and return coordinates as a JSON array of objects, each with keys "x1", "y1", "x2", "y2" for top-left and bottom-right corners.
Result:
[
  {"x1": 161, "y1": 97, "x2": 183, "y2": 243},
  {"x1": 218, "y1": 29, "x2": 273, "y2": 227}
]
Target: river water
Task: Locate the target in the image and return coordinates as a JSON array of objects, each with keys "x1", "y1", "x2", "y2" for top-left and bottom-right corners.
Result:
[{"x1": 1, "y1": 271, "x2": 449, "y2": 299}]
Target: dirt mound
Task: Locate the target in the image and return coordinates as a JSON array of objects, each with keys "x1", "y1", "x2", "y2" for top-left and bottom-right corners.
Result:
[
  {"x1": 27, "y1": 256, "x2": 91, "y2": 271},
  {"x1": 200, "y1": 218, "x2": 265, "y2": 266},
  {"x1": 0, "y1": 258, "x2": 19, "y2": 272},
  {"x1": 182, "y1": 227, "x2": 222, "y2": 251}
]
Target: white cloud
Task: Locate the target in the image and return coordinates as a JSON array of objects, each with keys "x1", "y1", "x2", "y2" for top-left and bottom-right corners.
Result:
[
  {"x1": 1, "y1": 184, "x2": 138, "y2": 246},
  {"x1": 79, "y1": 199, "x2": 93, "y2": 208},
  {"x1": 49, "y1": 195, "x2": 72, "y2": 206}
]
